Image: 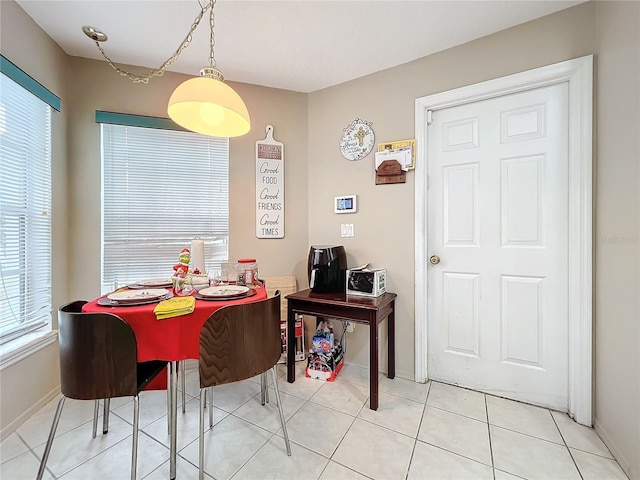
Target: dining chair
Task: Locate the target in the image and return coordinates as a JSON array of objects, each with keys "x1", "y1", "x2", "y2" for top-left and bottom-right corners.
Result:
[
  {"x1": 198, "y1": 291, "x2": 291, "y2": 479},
  {"x1": 36, "y1": 301, "x2": 167, "y2": 480}
]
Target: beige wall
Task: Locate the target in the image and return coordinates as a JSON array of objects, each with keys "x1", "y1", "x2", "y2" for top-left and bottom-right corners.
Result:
[
  {"x1": 308, "y1": 2, "x2": 638, "y2": 477},
  {"x1": 594, "y1": 2, "x2": 640, "y2": 478},
  {"x1": 65, "y1": 57, "x2": 309, "y2": 301},
  {"x1": 0, "y1": 0, "x2": 67, "y2": 435},
  {"x1": 308, "y1": 2, "x2": 596, "y2": 380},
  {"x1": 1, "y1": 1, "x2": 638, "y2": 477}
]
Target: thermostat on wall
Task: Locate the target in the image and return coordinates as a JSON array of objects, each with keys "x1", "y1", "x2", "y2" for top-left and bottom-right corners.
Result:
[{"x1": 334, "y1": 195, "x2": 357, "y2": 214}]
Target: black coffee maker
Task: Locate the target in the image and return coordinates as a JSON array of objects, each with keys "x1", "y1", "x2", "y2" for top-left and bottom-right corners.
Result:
[{"x1": 307, "y1": 245, "x2": 347, "y2": 293}]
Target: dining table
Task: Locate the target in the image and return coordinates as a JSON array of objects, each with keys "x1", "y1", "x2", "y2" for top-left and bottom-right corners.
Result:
[{"x1": 82, "y1": 283, "x2": 268, "y2": 480}]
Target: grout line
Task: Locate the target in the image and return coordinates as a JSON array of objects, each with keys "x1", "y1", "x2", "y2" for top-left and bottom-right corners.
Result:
[
  {"x1": 485, "y1": 393, "x2": 496, "y2": 479},
  {"x1": 404, "y1": 381, "x2": 431, "y2": 480},
  {"x1": 551, "y1": 410, "x2": 584, "y2": 479}
]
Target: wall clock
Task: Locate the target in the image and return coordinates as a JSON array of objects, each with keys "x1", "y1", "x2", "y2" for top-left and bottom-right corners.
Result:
[{"x1": 340, "y1": 118, "x2": 375, "y2": 161}]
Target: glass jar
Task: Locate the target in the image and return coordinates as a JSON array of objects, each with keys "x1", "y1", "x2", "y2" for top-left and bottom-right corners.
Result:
[{"x1": 236, "y1": 258, "x2": 258, "y2": 286}]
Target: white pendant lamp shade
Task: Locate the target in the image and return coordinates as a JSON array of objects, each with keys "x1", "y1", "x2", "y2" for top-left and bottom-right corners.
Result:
[{"x1": 167, "y1": 73, "x2": 250, "y2": 138}]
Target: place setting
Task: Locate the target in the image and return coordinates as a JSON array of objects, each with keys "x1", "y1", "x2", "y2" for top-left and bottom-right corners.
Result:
[
  {"x1": 194, "y1": 285, "x2": 256, "y2": 301},
  {"x1": 98, "y1": 287, "x2": 173, "y2": 307},
  {"x1": 127, "y1": 277, "x2": 174, "y2": 289}
]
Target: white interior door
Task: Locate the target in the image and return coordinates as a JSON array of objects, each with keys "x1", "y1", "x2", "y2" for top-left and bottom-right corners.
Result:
[{"x1": 427, "y1": 82, "x2": 569, "y2": 410}]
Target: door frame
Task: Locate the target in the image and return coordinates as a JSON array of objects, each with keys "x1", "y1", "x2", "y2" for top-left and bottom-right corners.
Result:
[{"x1": 414, "y1": 55, "x2": 593, "y2": 425}]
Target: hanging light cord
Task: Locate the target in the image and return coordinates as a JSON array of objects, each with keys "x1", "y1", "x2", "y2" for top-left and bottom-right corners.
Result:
[{"x1": 88, "y1": 0, "x2": 216, "y2": 84}]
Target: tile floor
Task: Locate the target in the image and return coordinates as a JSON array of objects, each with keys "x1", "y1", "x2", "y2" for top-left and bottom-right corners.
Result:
[{"x1": 1, "y1": 362, "x2": 629, "y2": 480}]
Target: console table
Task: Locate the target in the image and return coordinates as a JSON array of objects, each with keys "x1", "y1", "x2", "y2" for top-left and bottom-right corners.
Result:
[{"x1": 286, "y1": 289, "x2": 397, "y2": 410}]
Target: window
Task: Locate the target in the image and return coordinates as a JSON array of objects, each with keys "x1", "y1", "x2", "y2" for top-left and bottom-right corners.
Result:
[
  {"x1": 0, "y1": 71, "x2": 53, "y2": 344},
  {"x1": 100, "y1": 115, "x2": 229, "y2": 293}
]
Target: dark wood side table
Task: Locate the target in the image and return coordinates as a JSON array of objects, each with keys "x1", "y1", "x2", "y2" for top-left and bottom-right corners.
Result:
[{"x1": 286, "y1": 289, "x2": 397, "y2": 410}]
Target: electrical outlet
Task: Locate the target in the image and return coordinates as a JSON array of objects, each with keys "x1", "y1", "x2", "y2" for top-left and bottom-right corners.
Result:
[{"x1": 345, "y1": 321, "x2": 354, "y2": 332}]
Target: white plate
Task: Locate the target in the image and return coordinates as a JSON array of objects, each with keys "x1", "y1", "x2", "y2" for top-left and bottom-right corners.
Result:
[
  {"x1": 135, "y1": 278, "x2": 173, "y2": 286},
  {"x1": 107, "y1": 288, "x2": 169, "y2": 301},
  {"x1": 198, "y1": 285, "x2": 250, "y2": 297}
]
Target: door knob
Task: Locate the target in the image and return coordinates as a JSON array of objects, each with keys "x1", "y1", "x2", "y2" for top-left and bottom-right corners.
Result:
[{"x1": 429, "y1": 255, "x2": 441, "y2": 265}]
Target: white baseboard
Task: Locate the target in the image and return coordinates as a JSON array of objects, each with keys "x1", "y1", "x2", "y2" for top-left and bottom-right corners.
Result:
[
  {"x1": 594, "y1": 418, "x2": 634, "y2": 480},
  {"x1": 0, "y1": 385, "x2": 60, "y2": 442}
]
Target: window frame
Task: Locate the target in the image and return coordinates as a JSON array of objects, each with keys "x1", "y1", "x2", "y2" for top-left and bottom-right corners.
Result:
[{"x1": 98, "y1": 111, "x2": 230, "y2": 293}]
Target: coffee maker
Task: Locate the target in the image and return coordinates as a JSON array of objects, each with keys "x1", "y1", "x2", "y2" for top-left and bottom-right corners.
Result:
[{"x1": 307, "y1": 245, "x2": 347, "y2": 293}]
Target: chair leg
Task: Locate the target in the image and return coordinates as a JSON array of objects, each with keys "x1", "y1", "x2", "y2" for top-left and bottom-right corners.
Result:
[
  {"x1": 103, "y1": 398, "x2": 110, "y2": 434},
  {"x1": 131, "y1": 395, "x2": 139, "y2": 480},
  {"x1": 208, "y1": 387, "x2": 214, "y2": 428},
  {"x1": 270, "y1": 367, "x2": 291, "y2": 456},
  {"x1": 260, "y1": 372, "x2": 270, "y2": 405},
  {"x1": 181, "y1": 361, "x2": 186, "y2": 413},
  {"x1": 92, "y1": 399, "x2": 99, "y2": 438},
  {"x1": 199, "y1": 389, "x2": 206, "y2": 480},
  {"x1": 167, "y1": 367, "x2": 171, "y2": 435},
  {"x1": 36, "y1": 395, "x2": 66, "y2": 480}
]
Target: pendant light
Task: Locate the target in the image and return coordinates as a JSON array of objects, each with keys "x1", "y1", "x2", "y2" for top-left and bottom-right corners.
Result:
[{"x1": 82, "y1": 0, "x2": 250, "y2": 138}]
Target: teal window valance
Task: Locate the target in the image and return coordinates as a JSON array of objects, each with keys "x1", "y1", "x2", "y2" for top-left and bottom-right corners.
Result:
[{"x1": 0, "y1": 55, "x2": 61, "y2": 111}]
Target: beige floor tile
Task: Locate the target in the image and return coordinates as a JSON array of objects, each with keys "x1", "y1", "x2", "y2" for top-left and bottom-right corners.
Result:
[
  {"x1": 332, "y1": 419, "x2": 414, "y2": 480},
  {"x1": 378, "y1": 375, "x2": 430, "y2": 403},
  {"x1": 408, "y1": 441, "x2": 493, "y2": 480},
  {"x1": 283, "y1": 401, "x2": 354, "y2": 458},
  {"x1": 337, "y1": 364, "x2": 379, "y2": 388},
  {"x1": 310, "y1": 381, "x2": 369, "y2": 416},
  {"x1": 141, "y1": 396, "x2": 228, "y2": 451},
  {"x1": 571, "y1": 448, "x2": 629, "y2": 480},
  {"x1": 57, "y1": 432, "x2": 167, "y2": 479},
  {"x1": 17, "y1": 397, "x2": 96, "y2": 448},
  {"x1": 487, "y1": 395, "x2": 563, "y2": 444},
  {"x1": 418, "y1": 406, "x2": 492, "y2": 466},
  {"x1": 8, "y1": 373, "x2": 629, "y2": 480},
  {"x1": 0, "y1": 449, "x2": 55, "y2": 480},
  {"x1": 233, "y1": 388, "x2": 305, "y2": 433},
  {"x1": 178, "y1": 415, "x2": 271, "y2": 480},
  {"x1": 359, "y1": 392, "x2": 425, "y2": 437},
  {"x1": 0, "y1": 432, "x2": 29, "y2": 464},
  {"x1": 491, "y1": 425, "x2": 581, "y2": 479},
  {"x1": 33, "y1": 414, "x2": 133, "y2": 478},
  {"x1": 319, "y1": 460, "x2": 371, "y2": 480},
  {"x1": 427, "y1": 382, "x2": 487, "y2": 421},
  {"x1": 552, "y1": 411, "x2": 613, "y2": 458},
  {"x1": 233, "y1": 436, "x2": 328, "y2": 480}
]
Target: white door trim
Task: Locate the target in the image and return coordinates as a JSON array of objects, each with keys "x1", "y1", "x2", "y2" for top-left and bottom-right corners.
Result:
[{"x1": 414, "y1": 55, "x2": 593, "y2": 425}]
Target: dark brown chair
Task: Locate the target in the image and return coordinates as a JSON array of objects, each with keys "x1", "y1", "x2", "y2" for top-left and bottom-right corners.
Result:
[
  {"x1": 36, "y1": 301, "x2": 167, "y2": 480},
  {"x1": 198, "y1": 291, "x2": 291, "y2": 479}
]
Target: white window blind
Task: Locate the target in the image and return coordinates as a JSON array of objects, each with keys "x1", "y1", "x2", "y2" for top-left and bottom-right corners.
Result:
[
  {"x1": 0, "y1": 73, "x2": 52, "y2": 344},
  {"x1": 101, "y1": 122, "x2": 229, "y2": 293}
]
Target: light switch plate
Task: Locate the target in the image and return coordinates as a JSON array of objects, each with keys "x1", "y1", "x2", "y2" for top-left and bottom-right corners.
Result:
[{"x1": 341, "y1": 224, "x2": 354, "y2": 237}]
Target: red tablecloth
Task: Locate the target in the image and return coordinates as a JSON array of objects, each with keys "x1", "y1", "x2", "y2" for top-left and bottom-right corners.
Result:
[{"x1": 82, "y1": 285, "x2": 268, "y2": 363}]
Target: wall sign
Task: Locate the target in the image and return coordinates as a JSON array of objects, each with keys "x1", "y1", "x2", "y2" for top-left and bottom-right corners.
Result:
[
  {"x1": 340, "y1": 118, "x2": 375, "y2": 161},
  {"x1": 256, "y1": 125, "x2": 284, "y2": 238}
]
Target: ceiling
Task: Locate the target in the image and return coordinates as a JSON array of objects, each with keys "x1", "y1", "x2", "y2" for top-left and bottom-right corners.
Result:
[{"x1": 16, "y1": 0, "x2": 584, "y2": 93}]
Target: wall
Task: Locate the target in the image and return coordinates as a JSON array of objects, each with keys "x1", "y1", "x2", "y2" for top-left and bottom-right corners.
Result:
[
  {"x1": 309, "y1": 3, "x2": 638, "y2": 477},
  {"x1": 0, "y1": 0, "x2": 68, "y2": 434},
  {"x1": 594, "y1": 2, "x2": 640, "y2": 478},
  {"x1": 65, "y1": 58, "x2": 309, "y2": 301},
  {"x1": 308, "y1": 2, "x2": 596, "y2": 381}
]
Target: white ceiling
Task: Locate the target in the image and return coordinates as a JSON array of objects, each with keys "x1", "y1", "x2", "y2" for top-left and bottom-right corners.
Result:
[{"x1": 15, "y1": 0, "x2": 584, "y2": 93}]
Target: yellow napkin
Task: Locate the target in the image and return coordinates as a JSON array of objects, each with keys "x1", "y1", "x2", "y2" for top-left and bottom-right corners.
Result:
[{"x1": 154, "y1": 296, "x2": 195, "y2": 320}]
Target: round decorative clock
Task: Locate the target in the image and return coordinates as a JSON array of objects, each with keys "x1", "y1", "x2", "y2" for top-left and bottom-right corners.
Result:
[{"x1": 340, "y1": 118, "x2": 375, "y2": 161}]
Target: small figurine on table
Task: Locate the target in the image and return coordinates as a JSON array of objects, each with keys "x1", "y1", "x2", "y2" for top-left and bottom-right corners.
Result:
[{"x1": 173, "y1": 248, "x2": 192, "y2": 295}]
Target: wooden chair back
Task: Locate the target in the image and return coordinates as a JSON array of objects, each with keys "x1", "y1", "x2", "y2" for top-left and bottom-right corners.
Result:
[
  {"x1": 58, "y1": 301, "x2": 139, "y2": 400},
  {"x1": 199, "y1": 292, "x2": 281, "y2": 388}
]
